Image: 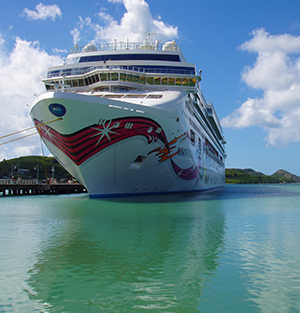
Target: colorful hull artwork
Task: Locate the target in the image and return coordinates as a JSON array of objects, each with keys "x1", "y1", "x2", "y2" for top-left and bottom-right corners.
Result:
[{"x1": 34, "y1": 116, "x2": 199, "y2": 185}]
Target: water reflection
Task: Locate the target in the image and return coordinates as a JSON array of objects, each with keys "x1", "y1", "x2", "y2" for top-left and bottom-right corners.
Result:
[
  {"x1": 231, "y1": 195, "x2": 300, "y2": 313},
  {"x1": 26, "y1": 196, "x2": 226, "y2": 312}
]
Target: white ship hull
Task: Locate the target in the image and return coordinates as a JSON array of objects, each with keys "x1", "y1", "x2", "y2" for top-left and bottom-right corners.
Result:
[{"x1": 30, "y1": 91, "x2": 225, "y2": 197}]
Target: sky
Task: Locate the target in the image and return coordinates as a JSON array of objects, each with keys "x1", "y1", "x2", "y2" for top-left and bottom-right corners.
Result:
[{"x1": 1, "y1": 0, "x2": 300, "y2": 175}]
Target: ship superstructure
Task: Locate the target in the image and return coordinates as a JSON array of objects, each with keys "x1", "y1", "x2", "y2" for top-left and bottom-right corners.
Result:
[{"x1": 30, "y1": 39, "x2": 226, "y2": 197}]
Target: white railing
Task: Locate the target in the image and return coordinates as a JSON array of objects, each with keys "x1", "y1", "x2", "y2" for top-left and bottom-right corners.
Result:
[
  {"x1": 0, "y1": 179, "x2": 38, "y2": 185},
  {"x1": 69, "y1": 41, "x2": 166, "y2": 54}
]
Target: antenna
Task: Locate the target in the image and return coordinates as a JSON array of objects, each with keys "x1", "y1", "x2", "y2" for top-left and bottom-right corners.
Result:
[{"x1": 143, "y1": 33, "x2": 156, "y2": 43}]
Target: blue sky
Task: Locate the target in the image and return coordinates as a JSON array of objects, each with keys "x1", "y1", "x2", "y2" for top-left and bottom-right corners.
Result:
[{"x1": 1, "y1": 0, "x2": 300, "y2": 175}]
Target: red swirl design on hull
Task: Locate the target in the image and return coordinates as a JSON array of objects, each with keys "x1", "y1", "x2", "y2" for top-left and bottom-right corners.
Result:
[
  {"x1": 34, "y1": 116, "x2": 199, "y2": 181},
  {"x1": 34, "y1": 117, "x2": 168, "y2": 165}
]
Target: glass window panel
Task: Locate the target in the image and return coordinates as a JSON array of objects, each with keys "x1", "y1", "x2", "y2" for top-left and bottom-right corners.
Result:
[
  {"x1": 189, "y1": 78, "x2": 196, "y2": 86},
  {"x1": 111, "y1": 73, "x2": 118, "y2": 81},
  {"x1": 100, "y1": 73, "x2": 107, "y2": 81},
  {"x1": 147, "y1": 77, "x2": 154, "y2": 85},
  {"x1": 120, "y1": 73, "x2": 126, "y2": 81},
  {"x1": 162, "y1": 77, "x2": 168, "y2": 85},
  {"x1": 154, "y1": 77, "x2": 161, "y2": 85}
]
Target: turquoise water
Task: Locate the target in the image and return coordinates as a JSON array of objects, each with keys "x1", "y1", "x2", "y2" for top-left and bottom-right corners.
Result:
[{"x1": 1, "y1": 184, "x2": 300, "y2": 312}]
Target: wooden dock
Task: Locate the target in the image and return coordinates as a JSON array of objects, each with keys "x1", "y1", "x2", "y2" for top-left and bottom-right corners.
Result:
[{"x1": 0, "y1": 179, "x2": 87, "y2": 196}]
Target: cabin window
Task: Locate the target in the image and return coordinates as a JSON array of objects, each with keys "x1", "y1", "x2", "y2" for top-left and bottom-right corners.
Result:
[
  {"x1": 190, "y1": 129, "x2": 195, "y2": 145},
  {"x1": 169, "y1": 77, "x2": 175, "y2": 85},
  {"x1": 126, "y1": 74, "x2": 133, "y2": 82},
  {"x1": 133, "y1": 75, "x2": 139, "y2": 83},
  {"x1": 94, "y1": 74, "x2": 100, "y2": 82}
]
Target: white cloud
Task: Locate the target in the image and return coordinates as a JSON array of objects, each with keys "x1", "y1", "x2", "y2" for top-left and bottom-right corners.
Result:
[
  {"x1": 71, "y1": 0, "x2": 178, "y2": 45},
  {"x1": 222, "y1": 28, "x2": 300, "y2": 147},
  {"x1": 22, "y1": 3, "x2": 62, "y2": 21},
  {"x1": 0, "y1": 38, "x2": 63, "y2": 160}
]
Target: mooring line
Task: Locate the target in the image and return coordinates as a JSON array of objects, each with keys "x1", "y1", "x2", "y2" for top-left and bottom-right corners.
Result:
[
  {"x1": 0, "y1": 132, "x2": 38, "y2": 146},
  {"x1": 0, "y1": 118, "x2": 62, "y2": 141}
]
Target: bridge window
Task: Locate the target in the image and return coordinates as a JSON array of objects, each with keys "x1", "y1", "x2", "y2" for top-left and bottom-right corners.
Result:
[
  {"x1": 100, "y1": 73, "x2": 107, "y2": 81},
  {"x1": 154, "y1": 77, "x2": 161, "y2": 85},
  {"x1": 126, "y1": 74, "x2": 133, "y2": 82},
  {"x1": 147, "y1": 77, "x2": 154, "y2": 85},
  {"x1": 176, "y1": 78, "x2": 182, "y2": 85},
  {"x1": 162, "y1": 77, "x2": 168, "y2": 85},
  {"x1": 111, "y1": 73, "x2": 118, "y2": 81},
  {"x1": 120, "y1": 73, "x2": 126, "y2": 81}
]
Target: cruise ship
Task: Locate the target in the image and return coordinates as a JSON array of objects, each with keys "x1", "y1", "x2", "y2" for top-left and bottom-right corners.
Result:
[{"x1": 30, "y1": 39, "x2": 226, "y2": 197}]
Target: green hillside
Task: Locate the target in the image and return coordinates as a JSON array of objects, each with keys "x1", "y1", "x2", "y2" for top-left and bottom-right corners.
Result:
[
  {"x1": 1, "y1": 156, "x2": 299, "y2": 184},
  {"x1": 226, "y1": 168, "x2": 300, "y2": 184},
  {"x1": 0, "y1": 156, "x2": 71, "y2": 182}
]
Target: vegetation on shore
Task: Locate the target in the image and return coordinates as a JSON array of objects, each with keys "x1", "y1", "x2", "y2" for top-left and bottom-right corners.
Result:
[
  {"x1": 0, "y1": 156, "x2": 70, "y2": 182},
  {"x1": 226, "y1": 168, "x2": 300, "y2": 184},
  {"x1": 0, "y1": 156, "x2": 299, "y2": 184}
]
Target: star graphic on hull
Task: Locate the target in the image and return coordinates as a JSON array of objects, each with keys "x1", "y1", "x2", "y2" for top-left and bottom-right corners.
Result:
[
  {"x1": 38, "y1": 124, "x2": 58, "y2": 144},
  {"x1": 91, "y1": 120, "x2": 119, "y2": 146}
]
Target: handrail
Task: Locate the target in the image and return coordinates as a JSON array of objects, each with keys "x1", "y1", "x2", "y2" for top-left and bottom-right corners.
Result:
[
  {"x1": 46, "y1": 64, "x2": 195, "y2": 79},
  {"x1": 68, "y1": 41, "x2": 168, "y2": 55}
]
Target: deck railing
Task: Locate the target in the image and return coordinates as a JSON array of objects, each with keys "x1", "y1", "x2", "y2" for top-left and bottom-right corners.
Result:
[
  {"x1": 0, "y1": 179, "x2": 38, "y2": 185},
  {"x1": 68, "y1": 41, "x2": 176, "y2": 54}
]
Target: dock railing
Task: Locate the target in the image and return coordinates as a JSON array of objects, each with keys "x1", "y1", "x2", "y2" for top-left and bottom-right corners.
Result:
[{"x1": 0, "y1": 179, "x2": 38, "y2": 185}]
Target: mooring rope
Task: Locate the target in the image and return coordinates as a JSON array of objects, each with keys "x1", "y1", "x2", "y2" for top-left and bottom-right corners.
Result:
[
  {"x1": 40, "y1": 135, "x2": 48, "y2": 179},
  {"x1": 0, "y1": 118, "x2": 62, "y2": 147},
  {"x1": 0, "y1": 132, "x2": 38, "y2": 146}
]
